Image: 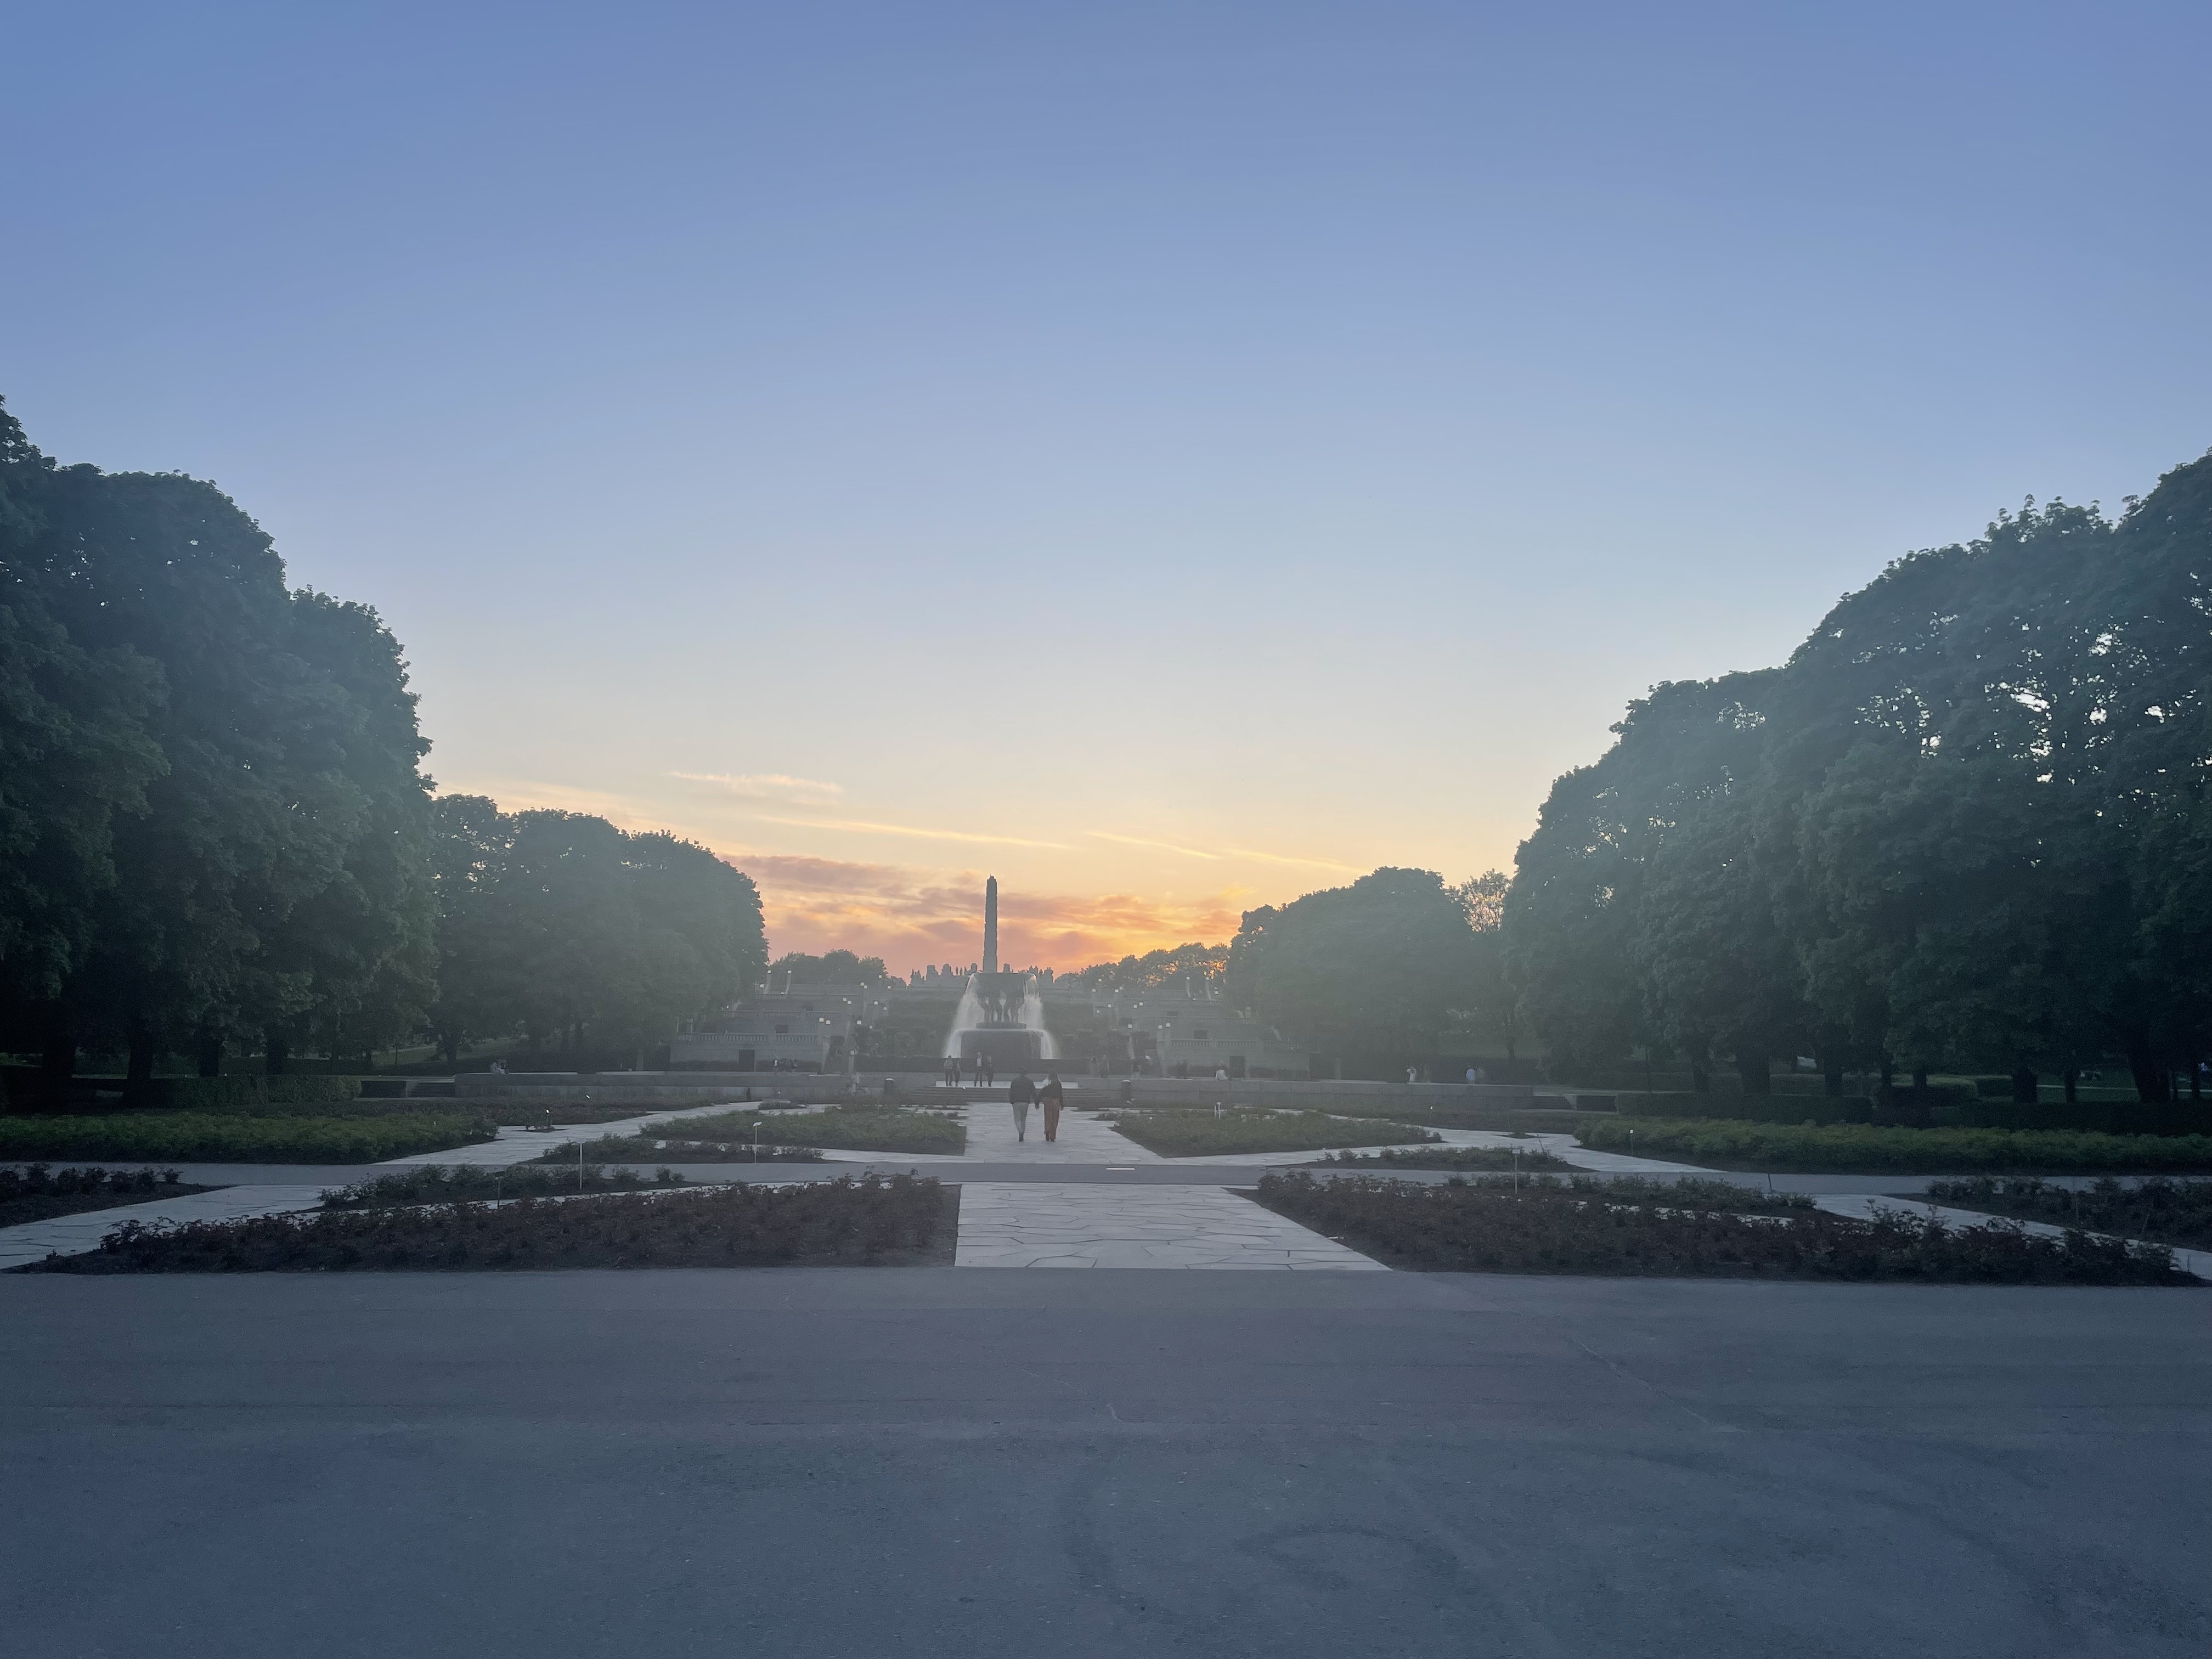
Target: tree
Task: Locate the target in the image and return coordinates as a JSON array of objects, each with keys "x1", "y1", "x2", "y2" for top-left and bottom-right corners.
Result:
[
  {"x1": 0, "y1": 401, "x2": 167, "y2": 1070},
  {"x1": 1225, "y1": 868, "x2": 1477, "y2": 1063}
]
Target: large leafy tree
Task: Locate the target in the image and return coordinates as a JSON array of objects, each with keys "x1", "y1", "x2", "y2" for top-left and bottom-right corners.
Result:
[
  {"x1": 0, "y1": 400, "x2": 439, "y2": 1094},
  {"x1": 1502, "y1": 450, "x2": 2212, "y2": 1099},
  {"x1": 0, "y1": 403, "x2": 166, "y2": 1071},
  {"x1": 1225, "y1": 867, "x2": 1477, "y2": 1064}
]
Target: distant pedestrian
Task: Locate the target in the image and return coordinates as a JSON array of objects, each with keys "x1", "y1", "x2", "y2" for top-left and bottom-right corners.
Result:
[
  {"x1": 1465, "y1": 1066, "x2": 1477, "y2": 1085},
  {"x1": 1407, "y1": 1066, "x2": 1418, "y2": 1085},
  {"x1": 1040, "y1": 1071, "x2": 1065, "y2": 1142},
  {"x1": 983, "y1": 1056, "x2": 996, "y2": 1087},
  {"x1": 1009, "y1": 1070, "x2": 1035, "y2": 1141}
]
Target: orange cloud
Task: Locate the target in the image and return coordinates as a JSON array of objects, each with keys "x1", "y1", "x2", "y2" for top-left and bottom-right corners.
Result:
[{"x1": 726, "y1": 850, "x2": 1243, "y2": 972}]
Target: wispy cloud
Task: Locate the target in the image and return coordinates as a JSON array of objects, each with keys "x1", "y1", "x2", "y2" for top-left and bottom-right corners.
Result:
[
  {"x1": 673, "y1": 771, "x2": 844, "y2": 805},
  {"x1": 1087, "y1": 830, "x2": 1359, "y2": 874},
  {"x1": 1224, "y1": 847, "x2": 1363, "y2": 873},
  {"x1": 754, "y1": 815, "x2": 1071, "y2": 850},
  {"x1": 1088, "y1": 831, "x2": 1221, "y2": 860}
]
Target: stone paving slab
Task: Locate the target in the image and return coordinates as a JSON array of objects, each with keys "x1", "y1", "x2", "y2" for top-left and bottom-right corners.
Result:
[
  {"x1": 953, "y1": 1182, "x2": 1386, "y2": 1269},
  {"x1": 0, "y1": 1186, "x2": 328, "y2": 1271}
]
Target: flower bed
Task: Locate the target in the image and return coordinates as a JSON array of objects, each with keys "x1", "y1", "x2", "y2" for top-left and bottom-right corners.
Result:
[
  {"x1": 320, "y1": 1164, "x2": 699, "y2": 1209},
  {"x1": 1923, "y1": 1176, "x2": 2212, "y2": 1252},
  {"x1": 1252, "y1": 1172, "x2": 2197, "y2": 1283},
  {"x1": 30, "y1": 1173, "x2": 956, "y2": 1272},
  {"x1": 0, "y1": 1165, "x2": 212, "y2": 1227},
  {"x1": 1103, "y1": 1110, "x2": 1439, "y2": 1158},
  {"x1": 1578, "y1": 1118, "x2": 2212, "y2": 1173},
  {"x1": 555, "y1": 1107, "x2": 963, "y2": 1160},
  {"x1": 0, "y1": 1111, "x2": 498, "y2": 1164}
]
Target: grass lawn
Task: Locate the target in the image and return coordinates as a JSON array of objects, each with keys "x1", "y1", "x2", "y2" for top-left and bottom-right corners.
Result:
[
  {"x1": 1253, "y1": 1171, "x2": 2198, "y2": 1283},
  {"x1": 0, "y1": 1111, "x2": 498, "y2": 1164},
  {"x1": 1103, "y1": 1109, "x2": 1439, "y2": 1158},
  {"x1": 30, "y1": 1173, "x2": 957, "y2": 1272},
  {"x1": 1579, "y1": 1117, "x2": 2212, "y2": 1173},
  {"x1": 1314, "y1": 1144, "x2": 1576, "y2": 1171},
  {"x1": 1923, "y1": 1176, "x2": 2212, "y2": 1252},
  {"x1": 0, "y1": 1166, "x2": 217, "y2": 1227},
  {"x1": 552, "y1": 1106, "x2": 964, "y2": 1160}
]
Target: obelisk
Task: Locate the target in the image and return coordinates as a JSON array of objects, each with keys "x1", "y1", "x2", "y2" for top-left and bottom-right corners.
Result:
[{"x1": 983, "y1": 876, "x2": 999, "y2": 974}]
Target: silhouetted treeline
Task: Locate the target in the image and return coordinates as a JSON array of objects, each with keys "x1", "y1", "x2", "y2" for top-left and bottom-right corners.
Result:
[
  {"x1": 0, "y1": 399, "x2": 764, "y2": 1094},
  {"x1": 1506, "y1": 452, "x2": 2212, "y2": 1101}
]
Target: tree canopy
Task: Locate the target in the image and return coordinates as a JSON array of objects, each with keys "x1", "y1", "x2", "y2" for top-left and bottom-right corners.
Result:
[
  {"x1": 0, "y1": 397, "x2": 769, "y2": 1087},
  {"x1": 1505, "y1": 452, "x2": 2212, "y2": 1099}
]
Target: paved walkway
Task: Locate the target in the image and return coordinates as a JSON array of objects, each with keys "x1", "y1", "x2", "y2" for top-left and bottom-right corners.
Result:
[
  {"x1": 953, "y1": 1182, "x2": 1385, "y2": 1268},
  {"x1": 0, "y1": 1186, "x2": 328, "y2": 1271}
]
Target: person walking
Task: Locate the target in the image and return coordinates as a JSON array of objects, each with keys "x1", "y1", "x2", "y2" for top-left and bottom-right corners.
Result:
[
  {"x1": 1040, "y1": 1071, "x2": 1065, "y2": 1142},
  {"x1": 983, "y1": 1055, "x2": 996, "y2": 1088},
  {"x1": 1008, "y1": 1070, "x2": 1035, "y2": 1142}
]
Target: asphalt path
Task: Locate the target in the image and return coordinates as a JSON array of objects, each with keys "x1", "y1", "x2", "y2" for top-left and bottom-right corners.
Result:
[{"x1": 1, "y1": 1268, "x2": 2204, "y2": 1658}]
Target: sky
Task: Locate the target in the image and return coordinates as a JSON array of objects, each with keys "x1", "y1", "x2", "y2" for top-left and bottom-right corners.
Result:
[{"x1": 4, "y1": 2, "x2": 2208, "y2": 972}]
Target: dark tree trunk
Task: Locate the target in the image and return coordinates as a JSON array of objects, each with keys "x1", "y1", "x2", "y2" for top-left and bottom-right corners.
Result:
[
  {"x1": 2011, "y1": 1066, "x2": 2039, "y2": 1105},
  {"x1": 124, "y1": 1022, "x2": 158, "y2": 1108},
  {"x1": 1823, "y1": 1054, "x2": 1845, "y2": 1097},
  {"x1": 39, "y1": 1003, "x2": 76, "y2": 1102},
  {"x1": 1737, "y1": 1051, "x2": 1771, "y2": 1096},
  {"x1": 1879, "y1": 1053, "x2": 1895, "y2": 1093},
  {"x1": 442, "y1": 1033, "x2": 460, "y2": 1068},
  {"x1": 196, "y1": 1031, "x2": 224, "y2": 1079},
  {"x1": 1689, "y1": 1056, "x2": 1711, "y2": 1094},
  {"x1": 2193, "y1": 1065, "x2": 2203, "y2": 1103},
  {"x1": 2128, "y1": 1047, "x2": 2171, "y2": 1103},
  {"x1": 1904, "y1": 1064, "x2": 1932, "y2": 1127},
  {"x1": 2063, "y1": 1068, "x2": 2079, "y2": 1104},
  {"x1": 265, "y1": 1029, "x2": 290, "y2": 1077}
]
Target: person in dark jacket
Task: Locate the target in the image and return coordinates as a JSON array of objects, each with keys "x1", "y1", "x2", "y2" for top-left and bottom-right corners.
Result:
[
  {"x1": 1039, "y1": 1072, "x2": 1066, "y2": 1142},
  {"x1": 1008, "y1": 1070, "x2": 1035, "y2": 1141}
]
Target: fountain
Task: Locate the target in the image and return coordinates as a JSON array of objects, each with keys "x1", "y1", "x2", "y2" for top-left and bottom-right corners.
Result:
[{"x1": 944, "y1": 877, "x2": 1056, "y2": 1066}]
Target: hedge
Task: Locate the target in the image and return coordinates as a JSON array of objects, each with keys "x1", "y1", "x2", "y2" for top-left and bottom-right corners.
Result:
[
  {"x1": 0, "y1": 1111, "x2": 496, "y2": 1163},
  {"x1": 36, "y1": 1173, "x2": 955, "y2": 1272},
  {"x1": 1255, "y1": 1172, "x2": 2196, "y2": 1283},
  {"x1": 1579, "y1": 1117, "x2": 2212, "y2": 1173}
]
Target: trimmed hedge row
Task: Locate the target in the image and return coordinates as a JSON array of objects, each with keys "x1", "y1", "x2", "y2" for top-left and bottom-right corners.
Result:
[
  {"x1": 0, "y1": 1111, "x2": 496, "y2": 1163},
  {"x1": 1580, "y1": 1118, "x2": 2212, "y2": 1172}
]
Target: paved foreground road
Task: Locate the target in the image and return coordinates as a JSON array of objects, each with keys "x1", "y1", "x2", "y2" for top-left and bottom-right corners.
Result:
[{"x1": 1, "y1": 1270, "x2": 2205, "y2": 1658}]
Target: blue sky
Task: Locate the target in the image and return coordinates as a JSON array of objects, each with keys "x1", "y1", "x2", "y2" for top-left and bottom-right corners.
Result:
[{"x1": 5, "y1": 2, "x2": 2207, "y2": 967}]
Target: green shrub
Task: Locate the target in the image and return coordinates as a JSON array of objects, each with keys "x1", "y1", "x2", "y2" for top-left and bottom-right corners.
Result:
[
  {"x1": 1104, "y1": 1110, "x2": 1438, "y2": 1158},
  {"x1": 143, "y1": 1076, "x2": 362, "y2": 1111},
  {"x1": 1925, "y1": 1176, "x2": 2212, "y2": 1252},
  {"x1": 0, "y1": 1111, "x2": 495, "y2": 1164},
  {"x1": 37, "y1": 1173, "x2": 955, "y2": 1272},
  {"x1": 1579, "y1": 1118, "x2": 2212, "y2": 1172},
  {"x1": 0, "y1": 1165, "x2": 202, "y2": 1227},
  {"x1": 1254, "y1": 1172, "x2": 2195, "y2": 1283},
  {"x1": 322, "y1": 1164, "x2": 694, "y2": 1208},
  {"x1": 555, "y1": 1107, "x2": 962, "y2": 1158}
]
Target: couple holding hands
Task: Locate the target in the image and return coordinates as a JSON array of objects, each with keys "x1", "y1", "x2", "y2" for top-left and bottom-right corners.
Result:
[{"x1": 1007, "y1": 1070, "x2": 1065, "y2": 1143}]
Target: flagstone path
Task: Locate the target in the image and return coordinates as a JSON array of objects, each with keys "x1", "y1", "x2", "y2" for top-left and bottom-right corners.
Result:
[{"x1": 952, "y1": 1182, "x2": 1385, "y2": 1269}]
